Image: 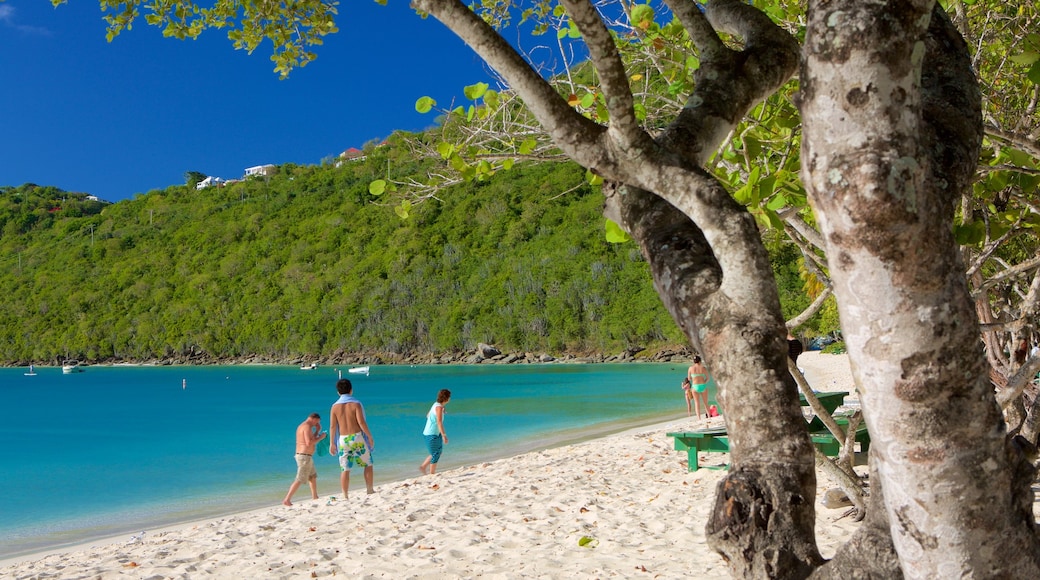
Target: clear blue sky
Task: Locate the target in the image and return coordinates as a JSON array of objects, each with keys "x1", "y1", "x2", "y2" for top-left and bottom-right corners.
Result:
[{"x1": 0, "y1": 1, "x2": 493, "y2": 202}]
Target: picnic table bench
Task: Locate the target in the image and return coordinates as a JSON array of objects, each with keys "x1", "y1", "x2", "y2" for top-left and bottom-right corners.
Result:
[{"x1": 667, "y1": 391, "x2": 870, "y2": 471}]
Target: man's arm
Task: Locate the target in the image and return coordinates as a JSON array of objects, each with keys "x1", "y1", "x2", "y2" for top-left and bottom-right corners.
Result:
[
  {"x1": 328, "y1": 406, "x2": 339, "y2": 453},
  {"x1": 304, "y1": 422, "x2": 326, "y2": 446}
]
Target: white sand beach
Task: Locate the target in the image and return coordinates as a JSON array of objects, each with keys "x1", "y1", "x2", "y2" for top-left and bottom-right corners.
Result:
[{"x1": 0, "y1": 353, "x2": 872, "y2": 579}]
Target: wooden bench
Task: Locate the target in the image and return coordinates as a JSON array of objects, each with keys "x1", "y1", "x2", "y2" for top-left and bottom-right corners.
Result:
[{"x1": 667, "y1": 391, "x2": 870, "y2": 471}]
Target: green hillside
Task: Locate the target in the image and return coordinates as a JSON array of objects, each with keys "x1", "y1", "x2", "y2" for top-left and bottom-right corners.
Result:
[{"x1": 0, "y1": 137, "x2": 689, "y2": 364}]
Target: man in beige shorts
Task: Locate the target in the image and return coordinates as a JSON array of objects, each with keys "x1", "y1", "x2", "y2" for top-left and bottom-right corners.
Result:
[{"x1": 282, "y1": 412, "x2": 327, "y2": 506}]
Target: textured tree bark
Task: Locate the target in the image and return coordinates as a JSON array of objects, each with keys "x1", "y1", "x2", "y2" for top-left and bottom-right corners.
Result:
[
  {"x1": 801, "y1": 2, "x2": 1040, "y2": 576},
  {"x1": 615, "y1": 184, "x2": 822, "y2": 578},
  {"x1": 809, "y1": 452, "x2": 903, "y2": 579}
]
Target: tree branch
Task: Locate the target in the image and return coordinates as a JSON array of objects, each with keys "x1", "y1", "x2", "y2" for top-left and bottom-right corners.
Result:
[
  {"x1": 560, "y1": 0, "x2": 647, "y2": 149},
  {"x1": 412, "y1": 0, "x2": 610, "y2": 164}
]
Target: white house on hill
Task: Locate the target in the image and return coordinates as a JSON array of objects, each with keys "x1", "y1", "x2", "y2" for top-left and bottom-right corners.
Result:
[
  {"x1": 244, "y1": 164, "x2": 276, "y2": 178},
  {"x1": 196, "y1": 176, "x2": 226, "y2": 190}
]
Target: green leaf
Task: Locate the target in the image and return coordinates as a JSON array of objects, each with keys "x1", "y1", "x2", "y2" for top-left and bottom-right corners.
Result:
[
  {"x1": 758, "y1": 175, "x2": 776, "y2": 198},
  {"x1": 484, "y1": 90, "x2": 499, "y2": 108},
  {"x1": 449, "y1": 155, "x2": 469, "y2": 173},
  {"x1": 436, "y1": 142, "x2": 455, "y2": 160},
  {"x1": 1028, "y1": 61, "x2": 1040, "y2": 85},
  {"x1": 605, "y1": 219, "x2": 631, "y2": 243},
  {"x1": 1007, "y1": 148, "x2": 1037, "y2": 167},
  {"x1": 464, "y1": 82, "x2": 489, "y2": 101},
  {"x1": 369, "y1": 180, "x2": 386, "y2": 196},
  {"x1": 502, "y1": 158, "x2": 514, "y2": 170},
  {"x1": 394, "y1": 200, "x2": 411, "y2": 220},
  {"x1": 578, "y1": 535, "x2": 599, "y2": 548},
  {"x1": 745, "y1": 136, "x2": 762, "y2": 159},
  {"x1": 580, "y1": 93, "x2": 596, "y2": 108},
  {"x1": 415, "y1": 96, "x2": 436, "y2": 114},
  {"x1": 764, "y1": 209, "x2": 784, "y2": 230},
  {"x1": 1009, "y1": 51, "x2": 1040, "y2": 66},
  {"x1": 630, "y1": 4, "x2": 655, "y2": 29},
  {"x1": 733, "y1": 183, "x2": 753, "y2": 206},
  {"x1": 747, "y1": 166, "x2": 762, "y2": 187},
  {"x1": 585, "y1": 169, "x2": 603, "y2": 186},
  {"x1": 519, "y1": 138, "x2": 537, "y2": 155},
  {"x1": 766, "y1": 193, "x2": 788, "y2": 211}
]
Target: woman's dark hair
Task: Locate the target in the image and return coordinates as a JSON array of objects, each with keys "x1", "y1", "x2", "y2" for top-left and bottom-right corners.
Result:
[
  {"x1": 437, "y1": 389, "x2": 452, "y2": 403},
  {"x1": 693, "y1": 356, "x2": 702, "y2": 364}
]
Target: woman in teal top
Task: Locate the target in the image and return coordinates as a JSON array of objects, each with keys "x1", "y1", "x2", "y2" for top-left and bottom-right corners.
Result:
[{"x1": 419, "y1": 389, "x2": 451, "y2": 475}]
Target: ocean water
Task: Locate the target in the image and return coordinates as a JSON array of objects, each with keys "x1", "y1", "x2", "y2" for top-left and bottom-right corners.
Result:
[{"x1": 0, "y1": 362, "x2": 710, "y2": 560}]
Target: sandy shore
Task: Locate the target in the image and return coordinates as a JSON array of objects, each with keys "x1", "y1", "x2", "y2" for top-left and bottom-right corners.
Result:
[{"x1": 2, "y1": 353, "x2": 864, "y2": 578}]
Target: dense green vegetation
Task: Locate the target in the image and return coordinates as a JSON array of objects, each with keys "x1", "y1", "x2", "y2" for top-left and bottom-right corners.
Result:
[{"x1": 0, "y1": 135, "x2": 830, "y2": 364}]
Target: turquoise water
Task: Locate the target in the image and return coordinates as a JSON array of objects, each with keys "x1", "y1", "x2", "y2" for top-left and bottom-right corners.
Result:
[{"x1": 0, "y1": 362, "x2": 705, "y2": 559}]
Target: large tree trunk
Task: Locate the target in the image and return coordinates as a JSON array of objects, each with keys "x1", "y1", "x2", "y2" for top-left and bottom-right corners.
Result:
[
  {"x1": 615, "y1": 185, "x2": 822, "y2": 578},
  {"x1": 800, "y1": 2, "x2": 1040, "y2": 576}
]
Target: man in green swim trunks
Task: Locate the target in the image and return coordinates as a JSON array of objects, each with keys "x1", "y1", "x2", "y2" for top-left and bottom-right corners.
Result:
[{"x1": 329, "y1": 379, "x2": 375, "y2": 498}]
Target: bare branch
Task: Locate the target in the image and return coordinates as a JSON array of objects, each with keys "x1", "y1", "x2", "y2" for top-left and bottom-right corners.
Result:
[
  {"x1": 787, "y1": 287, "x2": 833, "y2": 330},
  {"x1": 560, "y1": 0, "x2": 646, "y2": 148}
]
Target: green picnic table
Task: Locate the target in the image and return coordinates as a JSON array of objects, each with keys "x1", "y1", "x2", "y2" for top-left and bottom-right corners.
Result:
[{"x1": 667, "y1": 391, "x2": 870, "y2": 471}]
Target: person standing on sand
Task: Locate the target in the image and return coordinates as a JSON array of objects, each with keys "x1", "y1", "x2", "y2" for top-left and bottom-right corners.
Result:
[
  {"x1": 681, "y1": 378, "x2": 694, "y2": 417},
  {"x1": 283, "y1": 413, "x2": 327, "y2": 506},
  {"x1": 419, "y1": 389, "x2": 451, "y2": 475},
  {"x1": 329, "y1": 379, "x2": 374, "y2": 498},
  {"x1": 687, "y1": 356, "x2": 711, "y2": 419},
  {"x1": 787, "y1": 332, "x2": 804, "y2": 363}
]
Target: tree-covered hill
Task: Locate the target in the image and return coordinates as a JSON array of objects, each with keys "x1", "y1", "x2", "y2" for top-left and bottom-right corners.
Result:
[
  {"x1": 0, "y1": 138, "x2": 663, "y2": 364},
  {"x1": 0, "y1": 136, "x2": 826, "y2": 365}
]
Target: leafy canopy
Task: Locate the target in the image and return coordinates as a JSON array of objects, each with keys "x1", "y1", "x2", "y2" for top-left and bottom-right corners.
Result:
[{"x1": 53, "y1": 0, "x2": 341, "y2": 77}]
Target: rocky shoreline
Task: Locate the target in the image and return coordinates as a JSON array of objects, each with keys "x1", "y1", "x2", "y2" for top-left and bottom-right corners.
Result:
[{"x1": 7, "y1": 343, "x2": 696, "y2": 368}]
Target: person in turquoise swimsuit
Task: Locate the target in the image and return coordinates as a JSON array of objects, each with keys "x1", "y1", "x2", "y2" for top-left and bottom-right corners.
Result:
[
  {"x1": 419, "y1": 389, "x2": 451, "y2": 475},
  {"x1": 687, "y1": 356, "x2": 711, "y2": 419}
]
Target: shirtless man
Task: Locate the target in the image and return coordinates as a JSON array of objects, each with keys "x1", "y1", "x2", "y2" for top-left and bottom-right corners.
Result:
[
  {"x1": 329, "y1": 379, "x2": 374, "y2": 498},
  {"x1": 282, "y1": 412, "x2": 327, "y2": 506}
]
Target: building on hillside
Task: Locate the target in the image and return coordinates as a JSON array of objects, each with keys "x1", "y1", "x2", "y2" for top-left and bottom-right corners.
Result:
[
  {"x1": 339, "y1": 147, "x2": 366, "y2": 161},
  {"x1": 196, "y1": 176, "x2": 226, "y2": 190},
  {"x1": 244, "y1": 164, "x2": 277, "y2": 178}
]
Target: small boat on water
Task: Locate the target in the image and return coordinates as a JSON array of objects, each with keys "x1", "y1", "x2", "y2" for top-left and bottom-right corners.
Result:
[
  {"x1": 62, "y1": 361, "x2": 84, "y2": 374},
  {"x1": 300, "y1": 363, "x2": 318, "y2": 370},
  {"x1": 347, "y1": 366, "x2": 370, "y2": 376}
]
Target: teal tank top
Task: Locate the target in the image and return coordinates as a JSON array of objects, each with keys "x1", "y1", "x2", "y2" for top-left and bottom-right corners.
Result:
[{"x1": 423, "y1": 403, "x2": 443, "y2": 436}]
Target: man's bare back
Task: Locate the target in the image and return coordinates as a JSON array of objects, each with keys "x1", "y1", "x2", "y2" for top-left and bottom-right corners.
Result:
[{"x1": 330, "y1": 402, "x2": 365, "y2": 436}]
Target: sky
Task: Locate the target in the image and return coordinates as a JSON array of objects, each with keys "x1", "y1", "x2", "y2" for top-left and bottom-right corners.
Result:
[{"x1": 0, "y1": 1, "x2": 495, "y2": 202}]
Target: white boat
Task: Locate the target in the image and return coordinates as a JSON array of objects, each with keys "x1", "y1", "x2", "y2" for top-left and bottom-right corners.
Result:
[
  {"x1": 62, "y1": 361, "x2": 84, "y2": 374},
  {"x1": 300, "y1": 363, "x2": 318, "y2": 370},
  {"x1": 347, "y1": 366, "x2": 370, "y2": 376}
]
